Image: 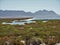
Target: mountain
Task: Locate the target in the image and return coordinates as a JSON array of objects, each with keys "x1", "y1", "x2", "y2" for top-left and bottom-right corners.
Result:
[
  {"x1": 0, "y1": 10, "x2": 60, "y2": 19},
  {"x1": 34, "y1": 10, "x2": 60, "y2": 19}
]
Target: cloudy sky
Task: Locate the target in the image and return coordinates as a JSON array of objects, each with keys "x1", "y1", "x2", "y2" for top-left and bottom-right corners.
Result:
[{"x1": 0, "y1": 0, "x2": 60, "y2": 14}]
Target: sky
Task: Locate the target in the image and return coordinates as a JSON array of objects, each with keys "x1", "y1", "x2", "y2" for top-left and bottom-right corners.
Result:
[{"x1": 0, "y1": 0, "x2": 60, "y2": 14}]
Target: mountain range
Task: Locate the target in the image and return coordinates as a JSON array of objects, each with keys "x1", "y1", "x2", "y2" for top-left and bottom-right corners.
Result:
[{"x1": 0, "y1": 10, "x2": 60, "y2": 19}]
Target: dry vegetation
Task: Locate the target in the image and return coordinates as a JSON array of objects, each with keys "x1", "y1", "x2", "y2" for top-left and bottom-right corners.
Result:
[{"x1": 0, "y1": 19, "x2": 60, "y2": 45}]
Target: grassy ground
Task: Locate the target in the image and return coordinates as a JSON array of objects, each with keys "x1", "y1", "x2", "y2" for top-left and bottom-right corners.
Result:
[{"x1": 0, "y1": 19, "x2": 60, "y2": 45}]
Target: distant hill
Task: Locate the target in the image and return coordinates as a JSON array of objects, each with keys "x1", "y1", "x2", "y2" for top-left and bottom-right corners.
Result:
[{"x1": 0, "y1": 10, "x2": 60, "y2": 19}]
